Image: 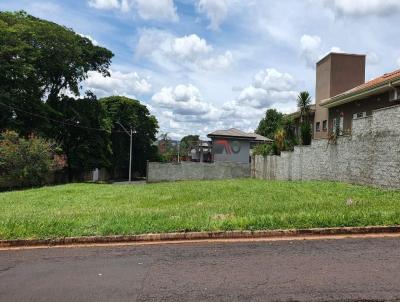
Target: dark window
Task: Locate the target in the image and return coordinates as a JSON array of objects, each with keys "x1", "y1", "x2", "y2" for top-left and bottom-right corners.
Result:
[
  {"x1": 322, "y1": 120, "x2": 327, "y2": 131},
  {"x1": 316, "y1": 122, "x2": 321, "y2": 132}
]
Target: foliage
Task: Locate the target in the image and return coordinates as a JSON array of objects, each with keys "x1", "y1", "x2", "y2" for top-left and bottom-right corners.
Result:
[
  {"x1": 157, "y1": 133, "x2": 178, "y2": 162},
  {"x1": 253, "y1": 143, "x2": 273, "y2": 156},
  {"x1": 1, "y1": 180, "x2": 400, "y2": 240},
  {"x1": 297, "y1": 91, "x2": 312, "y2": 123},
  {"x1": 274, "y1": 128, "x2": 286, "y2": 155},
  {"x1": 48, "y1": 93, "x2": 112, "y2": 181},
  {"x1": 100, "y1": 96, "x2": 159, "y2": 177},
  {"x1": 297, "y1": 91, "x2": 313, "y2": 145},
  {"x1": 256, "y1": 109, "x2": 284, "y2": 140},
  {"x1": 300, "y1": 122, "x2": 312, "y2": 146},
  {"x1": 0, "y1": 130, "x2": 61, "y2": 189},
  {"x1": 180, "y1": 135, "x2": 200, "y2": 157},
  {"x1": 281, "y1": 116, "x2": 298, "y2": 151},
  {"x1": 0, "y1": 11, "x2": 113, "y2": 135}
]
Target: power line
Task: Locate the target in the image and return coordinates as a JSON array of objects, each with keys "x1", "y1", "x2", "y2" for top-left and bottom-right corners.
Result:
[{"x1": 0, "y1": 100, "x2": 126, "y2": 133}]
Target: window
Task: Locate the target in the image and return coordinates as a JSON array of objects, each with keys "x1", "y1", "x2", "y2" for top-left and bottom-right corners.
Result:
[
  {"x1": 322, "y1": 120, "x2": 327, "y2": 131},
  {"x1": 316, "y1": 122, "x2": 321, "y2": 132},
  {"x1": 353, "y1": 112, "x2": 367, "y2": 119}
]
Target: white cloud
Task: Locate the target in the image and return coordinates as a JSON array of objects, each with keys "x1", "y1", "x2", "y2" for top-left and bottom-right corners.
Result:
[
  {"x1": 321, "y1": 0, "x2": 400, "y2": 16},
  {"x1": 85, "y1": 70, "x2": 152, "y2": 98},
  {"x1": 172, "y1": 34, "x2": 212, "y2": 60},
  {"x1": 151, "y1": 68, "x2": 299, "y2": 138},
  {"x1": 88, "y1": 0, "x2": 120, "y2": 10},
  {"x1": 200, "y1": 51, "x2": 233, "y2": 70},
  {"x1": 236, "y1": 68, "x2": 298, "y2": 109},
  {"x1": 88, "y1": 0, "x2": 178, "y2": 21},
  {"x1": 397, "y1": 57, "x2": 400, "y2": 67},
  {"x1": 135, "y1": 0, "x2": 178, "y2": 22},
  {"x1": 197, "y1": 0, "x2": 229, "y2": 30},
  {"x1": 136, "y1": 30, "x2": 233, "y2": 71},
  {"x1": 300, "y1": 34, "x2": 321, "y2": 69},
  {"x1": 152, "y1": 84, "x2": 216, "y2": 116}
]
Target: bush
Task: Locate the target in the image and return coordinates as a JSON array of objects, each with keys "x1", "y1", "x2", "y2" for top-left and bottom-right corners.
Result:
[
  {"x1": 0, "y1": 131, "x2": 61, "y2": 189},
  {"x1": 253, "y1": 143, "x2": 273, "y2": 156},
  {"x1": 300, "y1": 123, "x2": 312, "y2": 145}
]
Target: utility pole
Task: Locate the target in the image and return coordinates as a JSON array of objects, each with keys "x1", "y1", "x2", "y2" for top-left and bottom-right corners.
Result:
[{"x1": 117, "y1": 122, "x2": 135, "y2": 183}]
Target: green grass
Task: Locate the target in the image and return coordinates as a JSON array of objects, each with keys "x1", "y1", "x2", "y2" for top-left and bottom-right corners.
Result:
[{"x1": 1, "y1": 179, "x2": 400, "y2": 240}]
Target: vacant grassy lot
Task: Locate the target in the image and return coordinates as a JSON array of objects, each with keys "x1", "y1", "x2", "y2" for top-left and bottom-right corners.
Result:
[{"x1": 1, "y1": 179, "x2": 400, "y2": 240}]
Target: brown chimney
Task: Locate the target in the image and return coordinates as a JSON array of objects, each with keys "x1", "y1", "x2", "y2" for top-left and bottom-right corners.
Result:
[{"x1": 314, "y1": 52, "x2": 366, "y2": 139}]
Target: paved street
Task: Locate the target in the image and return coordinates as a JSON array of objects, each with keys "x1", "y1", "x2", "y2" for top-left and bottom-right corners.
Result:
[{"x1": 1, "y1": 237, "x2": 400, "y2": 301}]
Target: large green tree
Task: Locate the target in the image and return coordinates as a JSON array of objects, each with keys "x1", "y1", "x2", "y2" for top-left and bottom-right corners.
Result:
[
  {"x1": 100, "y1": 96, "x2": 159, "y2": 178},
  {"x1": 49, "y1": 93, "x2": 112, "y2": 181},
  {"x1": 0, "y1": 11, "x2": 113, "y2": 135},
  {"x1": 256, "y1": 109, "x2": 284, "y2": 140}
]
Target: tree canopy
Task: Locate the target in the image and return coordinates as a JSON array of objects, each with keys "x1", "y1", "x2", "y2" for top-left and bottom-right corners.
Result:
[
  {"x1": 0, "y1": 10, "x2": 113, "y2": 135},
  {"x1": 256, "y1": 109, "x2": 284, "y2": 140},
  {"x1": 100, "y1": 96, "x2": 159, "y2": 178}
]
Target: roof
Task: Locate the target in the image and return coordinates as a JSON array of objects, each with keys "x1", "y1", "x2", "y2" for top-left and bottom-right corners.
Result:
[
  {"x1": 321, "y1": 69, "x2": 400, "y2": 108},
  {"x1": 207, "y1": 128, "x2": 273, "y2": 142},
  {"x1": 249, "y1": 133, "x2": 273, "y2": 142},
  {"x1": 207, "y1": 128, "x2": 255, "y2": 139},
  {"x1": 316, "y1": 52, "x2": 365, "y2": 66},
  {"x1": 286, "y1": 104, "x2": 316, "y2": 119}
]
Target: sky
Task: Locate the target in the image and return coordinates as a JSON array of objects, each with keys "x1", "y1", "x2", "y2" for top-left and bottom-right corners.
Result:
[{"x1": 1, "y1": 0, "x2": 400, "y2": 139}]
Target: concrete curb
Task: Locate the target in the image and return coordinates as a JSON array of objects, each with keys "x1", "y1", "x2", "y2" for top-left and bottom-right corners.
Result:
[{"x1": 1, "y1": 226, "x2": 400, "y2": 248}]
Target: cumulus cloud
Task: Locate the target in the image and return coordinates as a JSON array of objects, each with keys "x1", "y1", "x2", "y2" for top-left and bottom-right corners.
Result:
[
  {"x1": 136, "y1": 30, "x2": 233, "y2": 71},
  {"x1": 199, "y1": 51, "x2": 233, "y2": 70},
  {"x1": 300, "y1": 35, "x2": 345, "y2": 68},
  {"x1": 85, "y1": 70, "x2": 152, "y2": 98},
  {"x1": 151, "y1": 68, "x2": 299, "y2": 138},
  {"x1": 236, "y1": 68, "x2": 298, "y2": 109},
  {"x1": 152, "y1": 84, "x2": 217, "y2": 117},
  {"x1": 197, "y1": 0, "x2": 229, "y2": 30},
  {"x1": 135, "y1": 0, "x2": 178, "y2": 21},
  {"x1": 321, "y1": 0, "x2": 400, "y2": 17},
  {"x1": 88, "y1": 0, "x2": 178, "y2": 21},
  {"x1": 171, "y1": 34, "x2": 212, "y2": 60},
  {"x1": 300, "y1": 34, "x2": 321, "y2": 68}
]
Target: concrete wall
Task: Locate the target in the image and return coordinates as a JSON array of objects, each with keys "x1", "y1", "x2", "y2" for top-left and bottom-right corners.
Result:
[
  {"x1": 212, "y1": 138, "x2": 250, "y2": 163},
  {"x1": 147, "y1": 162, "x2": 250, "y2": 183},
  {"x1": 252, "y1": 105, "x2": 400, "y2": 189}
]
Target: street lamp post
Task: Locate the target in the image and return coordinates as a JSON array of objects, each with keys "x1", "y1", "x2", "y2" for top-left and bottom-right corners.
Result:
[{"x1": 117, "y1": 122, "x2": 136, "y2": 183}]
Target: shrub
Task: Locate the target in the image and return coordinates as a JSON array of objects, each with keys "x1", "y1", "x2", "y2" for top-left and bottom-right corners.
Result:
[
  {"x1": 0, "y1": 131, "x2": 61, "y2": 189},
  {"x1": 253, "y1": 143, "x2": 273, "y2": 156},
  {"x1": 300, "y1": 122, "x2": 312, "y2": 145}
]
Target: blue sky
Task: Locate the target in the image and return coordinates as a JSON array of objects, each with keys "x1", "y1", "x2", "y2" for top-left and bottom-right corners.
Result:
[{"x1": 1, "y1": 0, "x2": 400, "y2": 139}]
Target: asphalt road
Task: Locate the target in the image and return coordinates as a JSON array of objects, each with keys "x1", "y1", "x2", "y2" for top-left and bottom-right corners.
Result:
[{"x1": 1, "y1": 237, "x2": 400, "y2": 302}]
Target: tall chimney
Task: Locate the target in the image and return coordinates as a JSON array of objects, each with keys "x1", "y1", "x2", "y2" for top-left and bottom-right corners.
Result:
[{"x1": 314, "y1": 53, "x2": 366, "y2": 139}]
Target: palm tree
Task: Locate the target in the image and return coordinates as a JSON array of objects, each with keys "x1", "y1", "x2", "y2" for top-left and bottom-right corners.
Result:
[{"x1": 297, "y1": 91, "x2": 312, "y2": 123}]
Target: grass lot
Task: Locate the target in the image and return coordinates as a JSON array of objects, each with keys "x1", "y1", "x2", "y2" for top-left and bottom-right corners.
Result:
[{"x1": 0, "y1": 179, "x2": 400, "y2": 240}]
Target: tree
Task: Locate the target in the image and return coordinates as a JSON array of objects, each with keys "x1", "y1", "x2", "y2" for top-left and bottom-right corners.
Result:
[
  {"x1": 0, "y1": 131, "x2": 62, "y2": 189},
  {"x1": 297, "y1": 91, "x2": 312, "y2": 124},
  {"x1": 0, "y1": 11, "x2": 113, "y2": 135},
  {"x1": 180, "y1": 135, "x2": 200, "y2": 157},
  {"x1": 256, "y1": 109, "x2": 284, "y2": 140},
  {"x1": 297, "y1": 91, "x2": 312, "y2": 145},
  {"x1": 48, "y1": 93, "x2": 112, "y2": 181},
  {"x1": 100, "y1": 96, "x2": 159, "y2": 178}
]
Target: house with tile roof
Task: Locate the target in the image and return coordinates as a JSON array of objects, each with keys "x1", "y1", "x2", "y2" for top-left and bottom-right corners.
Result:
[
  {"x1": 207, "y1": 128, "x2": 272, "y2": 163},
  {"x1": 306, "y1": 52, "x2": 400, "y2": 139}
]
